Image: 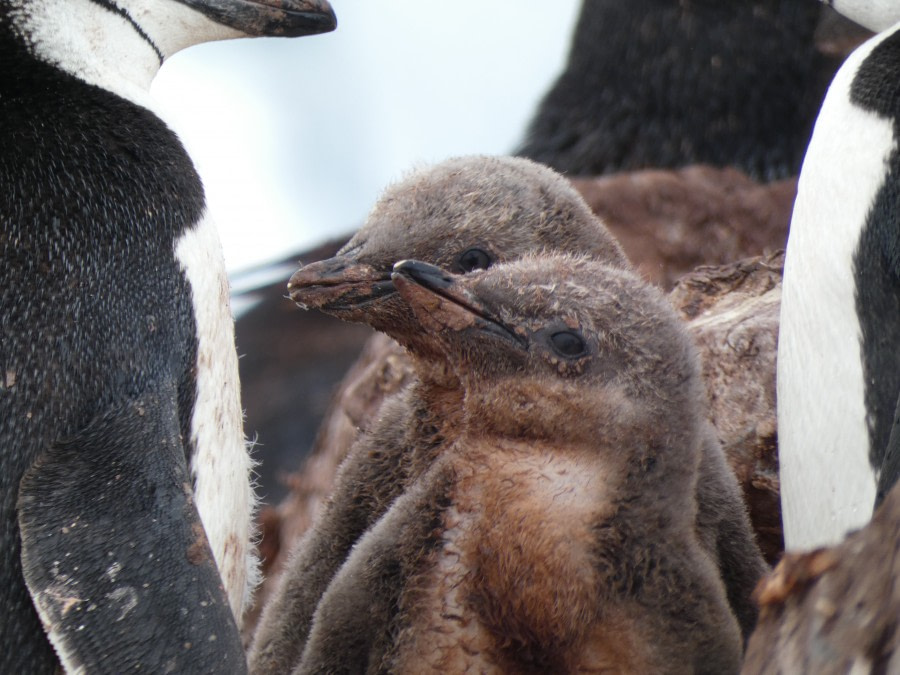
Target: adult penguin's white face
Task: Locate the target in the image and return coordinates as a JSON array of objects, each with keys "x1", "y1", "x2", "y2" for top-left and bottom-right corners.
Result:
[{"x1": 826, "y1": 0, "x2": 900, "y2": 33}]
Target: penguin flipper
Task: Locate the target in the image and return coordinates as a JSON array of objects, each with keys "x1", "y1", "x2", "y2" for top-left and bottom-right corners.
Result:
[
  {"x1": 17, "y1": 388, "x2": 246, "y2": 674},
  {"x1": 250, "y1": 444, "x2": 380, "y2": 674},
  {"x1": 251, "y1": 392, "x2": 418, "y2": 674},
  {"x1": 696, "y1": 427, "x2": 769, "y2": 641},
  {"x1": 296, "y1": 522, "x2": 400, "y2": 675},
  {"x1": 875, "y1": 391, "x2": 900, "y2": 507},
  {"x1": 297, "y1": 466, "x2": 445, "y2": 675}
]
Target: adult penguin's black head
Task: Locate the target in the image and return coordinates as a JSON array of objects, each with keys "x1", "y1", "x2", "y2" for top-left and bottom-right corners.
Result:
[
  {"x1": 170, "y1": 0, "x2": 336, "y2": 37},
  {"x1": 1, "y1": 0, "x2": 335, "y2": 76},
  {"x1": 825, "y1": 0, "x2": 900, "y2": 32}
]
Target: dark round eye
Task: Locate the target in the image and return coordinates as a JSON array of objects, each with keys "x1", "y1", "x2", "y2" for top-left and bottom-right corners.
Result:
[
  {"x1": 458, "y1": 247, "x2": 493, "y2": 273},
  {"x1": 550, "y1": 330, "x2": 587, "y2": 358}
]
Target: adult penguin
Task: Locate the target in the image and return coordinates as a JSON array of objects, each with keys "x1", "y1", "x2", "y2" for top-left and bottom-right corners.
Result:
[
  {"x1": 0, "y1": 1, "x2": 335, "y2": 672},
  {"x1": 778, "y1": 0, "x2": 900, "y2": 550}
]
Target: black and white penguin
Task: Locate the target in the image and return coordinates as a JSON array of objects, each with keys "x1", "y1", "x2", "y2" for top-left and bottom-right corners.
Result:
[
  {"x1": 0, "y1": 0, "x2": 335, "y2": 671},
  {"x1": 297, "y1": 255, "x2": 743, "y2": 673},
  {"x1": 778, "y1": 1, "x2": 900, "y2": 550}
]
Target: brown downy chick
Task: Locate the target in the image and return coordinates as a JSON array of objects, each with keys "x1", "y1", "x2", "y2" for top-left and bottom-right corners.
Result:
[
  {"x1": 250, "y1": 155, "x2": 629, "y2": 673},
  {"x1": 297, "y1": 255, "x2": 743, "y2": 674}
]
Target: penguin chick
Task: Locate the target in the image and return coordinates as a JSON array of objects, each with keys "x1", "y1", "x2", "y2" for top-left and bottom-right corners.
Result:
[
  {"x1": 251, "y1": 155, "x2": 630, "y2": 672},
  {"x1": 297, "y1": 255, "x2": 744, "y2": 674},
  {"x1": 251, "y1": 155, "x2": 765, "y2": 673}
]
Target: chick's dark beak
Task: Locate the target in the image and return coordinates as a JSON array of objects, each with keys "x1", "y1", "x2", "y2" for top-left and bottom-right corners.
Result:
[
  {"x1": 391, "y1": 260, "x2": 456, "y2": 292},
  {"x1": 391, "y1": 260, "x2": 526, "y2": 348},
  {"x1": 288, "y1": 256, "x2": 394, "y2": 311}
]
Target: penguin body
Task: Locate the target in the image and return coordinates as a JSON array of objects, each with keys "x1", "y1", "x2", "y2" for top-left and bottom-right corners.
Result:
[
  {"x1": 516, "y1": 0, "x2": 838, "y2": 180},
  {"x1": 778, "y1": 11, "x2": 900, "y2": 549},
  {"x1": 298, "y1": 255, "x2": 743, "y2": 674},
  {"x1": 0, "y1": 0, "x2": 334, "y2": 670}
]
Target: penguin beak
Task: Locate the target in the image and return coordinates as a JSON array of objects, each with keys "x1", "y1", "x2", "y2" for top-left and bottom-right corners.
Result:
[
  {"x1": 288, "y1": 256, "x2": 395, "y2": 311},
  {"x1": 176, "y1": 0, "x2": 337, "y2": 37},
  {"x1": 391, "y1": 260, "x2": 526, "y2": 348}
]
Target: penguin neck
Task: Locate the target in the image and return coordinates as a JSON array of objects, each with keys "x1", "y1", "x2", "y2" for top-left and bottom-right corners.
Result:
[
  {"x1": 414, "y1": 359, "x2": 463, "y2": 422},
  {"x1": 9, "y1": 0, "x2": 161, "y2": 106},
  {"x1": 7, "y1": 0, "x2": 240, "y2": 108}
]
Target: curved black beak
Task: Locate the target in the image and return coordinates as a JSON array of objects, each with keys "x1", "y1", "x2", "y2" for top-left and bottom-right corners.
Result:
[
  {"x1": 176, "y1": 0, "x2": 337, "y2": 37},
  {"x1": 392, "y1": 260, "x2": 526, "y2": 348},
  {"x1": 391, "y1": 260, "x2": 456, "y2": 293}
]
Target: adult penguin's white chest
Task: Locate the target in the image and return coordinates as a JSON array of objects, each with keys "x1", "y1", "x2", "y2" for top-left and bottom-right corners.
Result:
[{"x1": 778, "y1": 26, "x2": 898, "y2": 550}]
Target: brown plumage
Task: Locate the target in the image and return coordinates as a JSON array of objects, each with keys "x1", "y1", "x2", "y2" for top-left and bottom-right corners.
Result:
[
  {"x1": 297, "y1": 255, "x2": 743, "y2": 673},
  {"x1": 249, "y1": 155, "x2": 764, "y2": 672}
]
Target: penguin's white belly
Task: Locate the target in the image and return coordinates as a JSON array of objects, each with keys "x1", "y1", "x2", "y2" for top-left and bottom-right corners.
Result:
[
  {"x1": 778, "y1": 29, "x2": 897, "y2": 551},
  {"x1": 175, "y1": 211, "x2": 256, "y2": 624}
]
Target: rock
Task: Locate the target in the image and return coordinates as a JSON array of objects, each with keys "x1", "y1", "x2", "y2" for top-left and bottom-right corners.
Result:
[
  {"x1": 573, "y1": 166, "x2": 795, "y2": 288},
  {"x1": 742, "y1": 478, "x2": 900, "y2": 673},
  {"x1": 672, "y1": 252, "x2": 784, "y2": 563},
  {"x1": 234, "y1": 240, "x2": 375, "y2": 507}
]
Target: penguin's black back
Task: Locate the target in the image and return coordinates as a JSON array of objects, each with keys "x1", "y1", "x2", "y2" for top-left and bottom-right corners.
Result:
[
  {"x1": 517, "y1": 0, "x2": 836, "y2": 180},
  {"x1": 0, "y1": 19, "x2": 205, "y2": 670}
]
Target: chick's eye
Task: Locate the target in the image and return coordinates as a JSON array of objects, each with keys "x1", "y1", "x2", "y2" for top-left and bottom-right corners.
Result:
[
  {"x1": 550, "y1": 330, "x2": 586, "y2": 358},
  {"x1": 458, "y1": 248, "x2": 492, "y2": 272}
]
